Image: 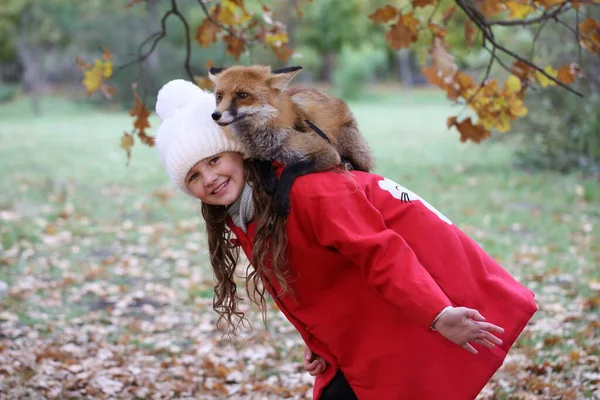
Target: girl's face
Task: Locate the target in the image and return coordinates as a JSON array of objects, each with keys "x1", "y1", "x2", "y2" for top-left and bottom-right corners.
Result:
[{"x1": 185, "y1": 152, "x2": 245, "y2": 206}]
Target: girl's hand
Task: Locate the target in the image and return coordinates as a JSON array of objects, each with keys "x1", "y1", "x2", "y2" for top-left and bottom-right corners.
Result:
[
  {"x1": 432, "y1": 307, "x2": 504, "y2": 354},
  {"x1": 304, "y1": 346, "x2": 327, "y2": 376}
]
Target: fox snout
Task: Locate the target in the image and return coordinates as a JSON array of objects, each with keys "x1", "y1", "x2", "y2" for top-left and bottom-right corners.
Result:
[{"x1": 211, "y1": 111, "x2": 222, "y2": 121}]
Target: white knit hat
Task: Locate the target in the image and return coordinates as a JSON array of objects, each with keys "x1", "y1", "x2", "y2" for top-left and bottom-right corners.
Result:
[{"x1": 154, "y1": 79, "x2": 245, "y2": 197}]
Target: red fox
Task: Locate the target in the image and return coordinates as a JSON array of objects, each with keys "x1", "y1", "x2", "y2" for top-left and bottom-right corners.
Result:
[{"x1": 208, "y1": 65, "x2": 374, "y2": 215}]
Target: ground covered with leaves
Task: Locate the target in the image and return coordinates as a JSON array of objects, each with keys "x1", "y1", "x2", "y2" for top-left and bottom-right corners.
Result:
[{"x1": 1, "y1": 94, "x2": 599, "y2": 399}]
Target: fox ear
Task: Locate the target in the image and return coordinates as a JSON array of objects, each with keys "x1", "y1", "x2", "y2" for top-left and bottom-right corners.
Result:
[
  {"x1": 208, "y1": 67, "x2": 226, "y2": 83},
  {"x1": 269, "y1": 66, "x2": 302, "y2": 92}
]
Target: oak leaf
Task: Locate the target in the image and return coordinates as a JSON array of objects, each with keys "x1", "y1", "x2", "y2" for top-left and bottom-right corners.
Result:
[
  {"x1": 216, "y1": 0, "x2": 238, "y2": 26},
  {"x1": 535, "y1": 66, "x2": 558, "y2": 88},
  {"x1": 474, "y1": 0, "x2": 505, "y2": 17},
  {"x1": 223, "y1": 34, "x2": 245, "y2": 60},
  {"x1": 195, "y1": 19, "x2": 221, "y2": 47},
  {"x1": 428, "y1": 23, "x2": 447, "y2": 39},
  {"x1": 129, "y1": 83, "x2": 152, "y2": 151},
  {"x1": 385, "y1": 12, "x2": 420, "y2": 49},
  {"x1": 579, "y1": 17, "x2": 600, "y2": 54},
  {"x1": 505, "y1": 1, "x2": 535, "y2": 19},
  {"x1": 265, "y1": 32, "x2": 289, "y2": 46},
  {"x1": 557, "y1": 63, "x2": 581, "y2": 85},
  {"x1": 369, "y1": 5, "x2": 398, "y2": 24},
  {"x1": 430, "y1": 37, "x2": 457, "y2": 80},
  {"x1": 411, "y1": 0, "x2": 438, "y2": 9},
  {"x1": 447, "y1": 117, "x2": 490, "y2": 143}
]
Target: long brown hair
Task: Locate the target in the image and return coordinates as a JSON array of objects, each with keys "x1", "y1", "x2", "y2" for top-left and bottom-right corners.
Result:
[{"x1": 201, "y1": 159, "x2": 290, "y2": 337}]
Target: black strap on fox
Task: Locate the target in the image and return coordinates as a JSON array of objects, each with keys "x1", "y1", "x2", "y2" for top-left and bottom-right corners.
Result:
[{"x1": 305, "y1": 119, "x2": 332, "y2": 144}]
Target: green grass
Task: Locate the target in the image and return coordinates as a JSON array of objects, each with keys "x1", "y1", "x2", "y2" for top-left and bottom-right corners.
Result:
[{"x1": 0, "y1": 90, "x2": 599, "y2": 397}]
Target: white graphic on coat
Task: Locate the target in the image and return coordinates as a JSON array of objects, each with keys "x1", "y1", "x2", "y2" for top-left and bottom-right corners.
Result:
[{"x1": 378, "y1": 178, "x2": 452, "y2": 225}]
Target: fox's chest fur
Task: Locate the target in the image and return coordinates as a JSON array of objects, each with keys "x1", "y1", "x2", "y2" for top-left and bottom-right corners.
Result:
[{"x1": 233, "y1": 119, "x2": 305, "y2": 165}]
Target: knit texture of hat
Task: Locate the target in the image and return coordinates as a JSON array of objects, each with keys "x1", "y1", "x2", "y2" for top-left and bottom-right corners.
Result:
[{"x1": 154, "y1": 79, "x2": 245, "y2": 198}]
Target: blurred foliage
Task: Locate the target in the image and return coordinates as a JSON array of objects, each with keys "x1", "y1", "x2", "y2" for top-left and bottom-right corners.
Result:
[
  {"x1": 294, "y1": 0, "x2": 389, "y2": 79},
  {"x1": 514, "y1": 9, "x2": 600, "y2": 175},
  {"x1": 332, "y1": 44, "x2": 387, "y2": 99}
]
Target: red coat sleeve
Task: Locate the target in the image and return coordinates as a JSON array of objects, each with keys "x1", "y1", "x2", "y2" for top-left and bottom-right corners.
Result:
[{"x1": 296, "y1": 183, "x2": 452, "y2": 330}]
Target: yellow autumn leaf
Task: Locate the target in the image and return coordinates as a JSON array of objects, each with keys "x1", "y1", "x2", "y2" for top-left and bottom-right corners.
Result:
[
  {"x1": 495, "y1": 113, "x2": 512, "y2": 132},
  {"x1": 83, "y1": 69, "x2": 102, "y2": 93},
  {"x1": 505, "y1": 74, "x2": 522, "y2": 93},
  {"x1": 510, "y1": 99, "x2": 528, "y2": 117},
  {"x1": 103, "y1": 61, "x2": 113, "y2": 78},
  {"x1": 505, "y1": 1, "x2": 535, "y2": 19},
  {"x1": 535, "y1": 66, "x2": 558, "y2": 87},
  {"x1": 217, "y1": 0, "x2": 238, "y2": 25},
  {"x1": 265, "y1": 33, "x2": 289, "y2": 46},
  {"x1": 121, "y1": 132, "x2": 134, "y2": 150}
]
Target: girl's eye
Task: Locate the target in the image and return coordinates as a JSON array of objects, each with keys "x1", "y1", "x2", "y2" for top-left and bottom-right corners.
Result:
[
  {"x1": 209, "y1": 156, "x2": 220, "y2": 165},
  {"x1": 237, "y1": 92, "x2": 248, "y2": 99},
  {"x1": 189, "y1": 172, "x2": 199, "y2": 182}
]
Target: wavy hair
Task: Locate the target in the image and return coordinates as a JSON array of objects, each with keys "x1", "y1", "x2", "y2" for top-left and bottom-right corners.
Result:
[{"x1": 201, "y1": 160, "x2": 290, "y2": 337}]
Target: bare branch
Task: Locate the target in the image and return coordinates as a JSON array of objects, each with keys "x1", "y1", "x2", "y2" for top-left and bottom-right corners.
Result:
[
  {"x1": 529, "y1": 17, "x2": 548, "y2": 61},
  {"x1": 555, "y1": 15, "x2": 600, "y2": 53},
  {"x1": 171, "y1": 0, "x2": 195, "y2": 81},
  {"x1": 456, "y1": 0, "x2": 584, "y2": 97},
  {"x1": 116, "y1": 9, "x2": 173, "y2": 71}
]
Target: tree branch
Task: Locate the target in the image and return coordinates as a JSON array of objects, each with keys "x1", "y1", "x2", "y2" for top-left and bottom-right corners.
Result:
[
  {"x1": 456, "y1": 0, "x2": 584, "y2": 97},
  {"x1": 116, "y1": 0, "x2": 199, "y2": 82},
  {"x1": 116, "y1": 8, "x2": 173, "y2": 71},
  {"x1": 196, "y1": 0, "x2": 247, "y2": 43},
  {"x1": 171, "y1": 0, "x2": 195, "y2": 81},
  {"x1": 486, "y1": 2, "x2": 571, "y2": 26}
]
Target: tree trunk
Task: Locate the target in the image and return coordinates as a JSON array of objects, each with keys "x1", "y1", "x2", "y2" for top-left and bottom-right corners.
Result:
[
  {"x1": 321, "y1": 51, "x2": 335, "y2": 82},
  {"x1": 17, "y1": 4, "x2": 42, "y2": 115},
  {"x1": 396, "y1": 49, "x2": 414, "y2": 88}
]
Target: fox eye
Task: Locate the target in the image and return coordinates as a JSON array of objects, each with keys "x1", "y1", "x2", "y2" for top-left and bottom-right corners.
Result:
[
  {"x1": 237, "y1": 92, "x2": 248, "y2": 99},
  {"x1": 215, "y1": 92, "x2": 223, "y2": 102}
]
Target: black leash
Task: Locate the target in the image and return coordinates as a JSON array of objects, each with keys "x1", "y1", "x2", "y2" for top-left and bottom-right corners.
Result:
[{"x1": 305, "y1": 119, "x2": 332, "y2": 144}]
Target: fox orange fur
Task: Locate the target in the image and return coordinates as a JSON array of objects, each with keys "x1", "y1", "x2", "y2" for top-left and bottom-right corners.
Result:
[{"x1": 208, "y1": 65, "x2": 374, "y2": 215}]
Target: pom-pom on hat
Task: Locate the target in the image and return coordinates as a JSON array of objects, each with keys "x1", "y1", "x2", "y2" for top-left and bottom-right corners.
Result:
[{"x1": 155, "y1": 79, "x2": 245, "y2": 198}]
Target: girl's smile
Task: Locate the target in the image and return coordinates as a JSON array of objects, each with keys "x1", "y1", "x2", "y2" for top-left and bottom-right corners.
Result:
[{"x1": 185, "y1": 152, "x2": 245, "y2": 206}]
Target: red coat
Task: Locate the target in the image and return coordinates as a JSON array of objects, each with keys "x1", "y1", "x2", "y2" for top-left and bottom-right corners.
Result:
[{"x1": 228, "y1": 169, "x2": 537, "y2": 400}]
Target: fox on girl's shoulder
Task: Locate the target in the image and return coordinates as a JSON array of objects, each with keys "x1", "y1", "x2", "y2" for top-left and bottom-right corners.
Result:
[{"x1": 209, "y1": 65, "x2": 374, "y2": 215}]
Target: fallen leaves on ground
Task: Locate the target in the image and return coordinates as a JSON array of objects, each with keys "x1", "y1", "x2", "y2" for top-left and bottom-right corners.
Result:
[{"x1": 0, "y1": 178, "x2": 598, "y2": 399}]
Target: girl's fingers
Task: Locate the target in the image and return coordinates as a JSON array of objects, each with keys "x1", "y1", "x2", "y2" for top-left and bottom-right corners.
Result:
[
  {"x1": 466, "y1": 308, "x2": 486, "y2": 322},
  {"x1": 478, "y1": 330, "x2": 503, "y2": 346},
  {"x1": 472, "y1": 338, "x2": 495, "y2": 349},
  {"x1": 304, "y1": 347, "x2": 313, "y2": 360},
  {"x1": 462, "y1": 343, "x2": 478, "y2": 354},
  {"x1": 478, "y1": 322, "x2": 505, "y2": 335}
]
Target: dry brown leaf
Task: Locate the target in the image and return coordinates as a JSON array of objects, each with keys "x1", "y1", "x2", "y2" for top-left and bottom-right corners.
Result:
[
  {"x1": 430, "y1": 37, "x2": 457, "y2": 79},
  {"x1": 223, "y1": 34, "x2": 245, "y2": 60},
  {"x1": 447, "y1": 116, "x2": 491, "y2": 143},
  {"x1": 195, "y1": 19, "x2": 221, "y2": 48},
  {"x1": 369, "y1": 5, "x2": 398, "y2": 24},
  {"x1": 385, "y1": 13, "x2": 420, "y2": 49}
]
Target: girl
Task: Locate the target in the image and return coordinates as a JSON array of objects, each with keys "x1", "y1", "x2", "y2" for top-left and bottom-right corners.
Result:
[{"x1": 155, "y1": 79, "x2": 537, "y2": 400}]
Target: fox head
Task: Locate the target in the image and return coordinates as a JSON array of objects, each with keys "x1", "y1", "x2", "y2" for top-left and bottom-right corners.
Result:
[{"x1": 208, "y1": 65, "x2": 302, "y2": 127}]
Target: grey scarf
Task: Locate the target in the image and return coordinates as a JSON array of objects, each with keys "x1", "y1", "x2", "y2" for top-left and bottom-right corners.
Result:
[{"x1": 227, "y1": 182, "x2": 254, "y2": 233}]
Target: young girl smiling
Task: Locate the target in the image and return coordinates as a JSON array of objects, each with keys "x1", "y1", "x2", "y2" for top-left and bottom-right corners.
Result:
[{"x1": 154, "y1": 79, "x2": 537, "y2": 400}]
